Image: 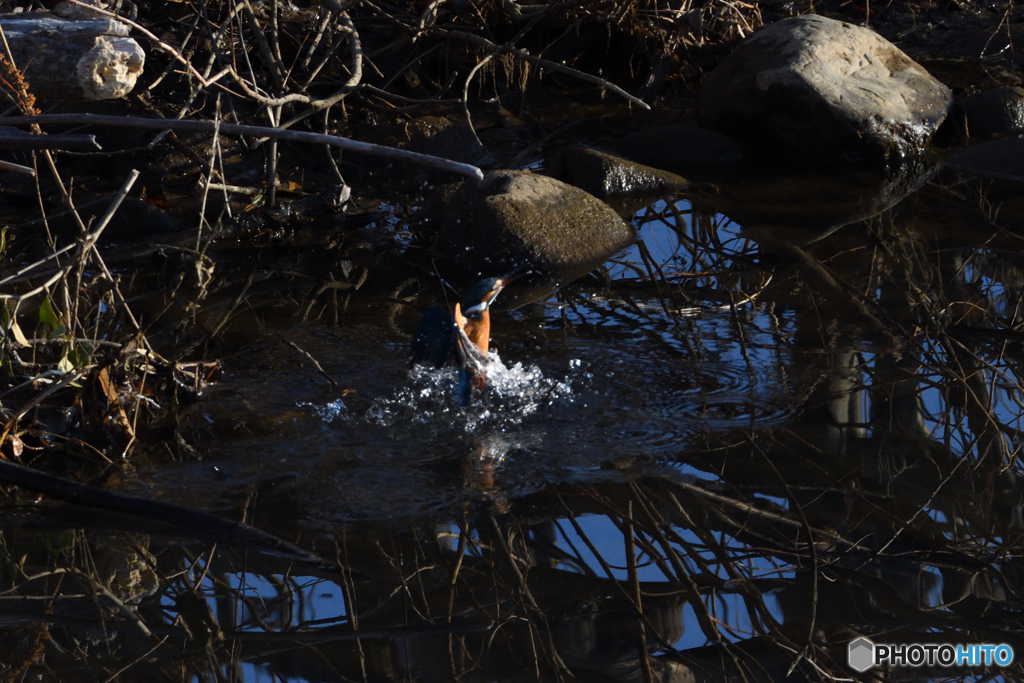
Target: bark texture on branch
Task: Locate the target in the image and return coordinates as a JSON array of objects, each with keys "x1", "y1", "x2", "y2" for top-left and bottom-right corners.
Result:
[{"x1": 0, "y1": 13, "x2": 145, "y2": 100}]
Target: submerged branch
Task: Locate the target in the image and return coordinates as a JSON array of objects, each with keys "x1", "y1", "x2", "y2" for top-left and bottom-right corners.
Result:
[{"x1": 0, "y1": 458, "x2": 319, "y2": 562}]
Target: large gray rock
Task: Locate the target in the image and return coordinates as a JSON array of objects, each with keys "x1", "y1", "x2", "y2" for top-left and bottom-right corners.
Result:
[
  {"x1": 697, "y1": 15, "x2": 952, "y2": 162},
  {"x1": 432, "y1": 170, "x2": 635, "y2": 278}
]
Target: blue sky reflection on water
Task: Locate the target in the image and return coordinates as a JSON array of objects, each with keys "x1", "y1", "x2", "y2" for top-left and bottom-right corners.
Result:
[
  {"x1": 854, "y1": 341, "x2": 1024, "y2": 463},
  {"x1": 190, "y1": 508, "x2": 795, "y2": 675},
  {"x1": 607, "y1": 197, "x2": 752, "y2": 285},
  {"x1": 551, "y1": 514, "x2": 788, "y2": 649}
]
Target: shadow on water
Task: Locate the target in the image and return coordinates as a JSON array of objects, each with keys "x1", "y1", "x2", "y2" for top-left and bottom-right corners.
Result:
[{"x1": 4, "y1": 159, "x2": 1024, "y2": 681}]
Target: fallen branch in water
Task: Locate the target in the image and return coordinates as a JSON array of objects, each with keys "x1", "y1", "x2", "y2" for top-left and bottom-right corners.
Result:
[
  {"x1": 0, "y1": 458, "x2": 319, "y2": 562},
  {"x1": 0, "y1": 114, "x2": 485, "y2": 180},
  {"x1": 0, "y1": 14, "x2": 145, "y2": 100}
]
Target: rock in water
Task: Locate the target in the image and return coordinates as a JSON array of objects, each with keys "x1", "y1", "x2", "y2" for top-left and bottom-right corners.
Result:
[
  {"x1": 697, "y1": 15, "x2": 951, "y2": 162},
  {"x1": 432, "y1": 170, "x2": 635, "y2": 279},
  {"x1": 556, "y1": 145, "x2": 689, "y2": 198},
  {"x1": 945, "y1": 138, "x2": 1024, "y2": 182},
  {"x1": 954, "y1": 87, "x2": 1024, "y2": 139}
]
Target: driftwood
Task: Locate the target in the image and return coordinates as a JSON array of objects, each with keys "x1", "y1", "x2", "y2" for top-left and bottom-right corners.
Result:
[{"x1": 0, "y1": 13, "x2": 144, "y2": 100}]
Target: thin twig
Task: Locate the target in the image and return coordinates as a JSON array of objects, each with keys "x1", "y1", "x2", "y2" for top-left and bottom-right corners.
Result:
[{"x1": 280, "y1": 334, "x2": 339, "y2": 389}]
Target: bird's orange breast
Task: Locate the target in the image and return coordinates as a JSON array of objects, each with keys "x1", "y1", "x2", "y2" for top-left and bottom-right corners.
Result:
[{"x1": 454, "y1": 304, "x2": 490, "y2": 354}]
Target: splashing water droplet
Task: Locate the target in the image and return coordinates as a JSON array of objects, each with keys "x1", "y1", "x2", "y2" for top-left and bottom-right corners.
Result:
[
  {"x1": 365, "y1": 354, "x2": 577, "y2": 433},
  {"x1": 298, "y1": 398, "x2": 347, "y2": 424}
]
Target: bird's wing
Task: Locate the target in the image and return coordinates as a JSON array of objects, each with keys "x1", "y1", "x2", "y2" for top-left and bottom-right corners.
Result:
[{"x1": 409, "y1": 304, "x2": 455, "y2": 368}]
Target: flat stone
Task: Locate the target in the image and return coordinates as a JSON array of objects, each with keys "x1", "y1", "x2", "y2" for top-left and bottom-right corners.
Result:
[
  {"x1": 697, "y1": 15, "x2": 952, "y2": 162},
  {"x1": 945, "y1": 137, "x2": 1024, "y2": 181},
  {"x1": 556, "y1": 144, "x2": 688, "y2": 198}
]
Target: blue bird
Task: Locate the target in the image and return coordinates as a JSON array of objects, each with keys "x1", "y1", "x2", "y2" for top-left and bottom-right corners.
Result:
[{"x1": 410, "y1": 267, "x2": 528, "y2": 406}]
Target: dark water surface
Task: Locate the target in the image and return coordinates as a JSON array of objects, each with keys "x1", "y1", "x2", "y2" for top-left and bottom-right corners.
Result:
[{"x1": 5, "y1": 161, "x2": 1024, "y2": 682}]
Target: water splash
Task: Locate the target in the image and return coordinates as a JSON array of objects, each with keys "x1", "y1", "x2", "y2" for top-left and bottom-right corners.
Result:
[
  {"x1": 366, "y1": 353, "x2": 577, "y2": 433},
  {"x1": 298, "y1": 398, "x2": 347, "y2": 424}
]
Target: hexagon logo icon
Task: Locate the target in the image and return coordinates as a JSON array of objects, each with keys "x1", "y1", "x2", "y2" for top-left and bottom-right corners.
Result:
[{"x1": 848, "y1": 637, "x2": 875, "y2": 672}]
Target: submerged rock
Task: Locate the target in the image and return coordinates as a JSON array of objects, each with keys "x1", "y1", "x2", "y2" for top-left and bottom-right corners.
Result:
[
  {"x1": 614, "y1": 124, "x2": 745, "y2": 170},
  {"x1": 554, "y1": 144, "x2": 688, "y2": 198},
  {"x1": 697, "y1": 15, "x2": 952, "y2": 162},
  {"x1": 945, "y1": 137, "x2": 1024, "y2": 181},
  {"x1": 953, "y1": 87, "x2": 1024, "y2": 139},
  {"x1": 431, "y1": 170, "x2": 635, "y2": 279}
]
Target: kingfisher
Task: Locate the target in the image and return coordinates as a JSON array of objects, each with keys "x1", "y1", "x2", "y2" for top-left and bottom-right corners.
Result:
[{"x1": 410, "y1": 267, "x2": 528, "y2": 406}]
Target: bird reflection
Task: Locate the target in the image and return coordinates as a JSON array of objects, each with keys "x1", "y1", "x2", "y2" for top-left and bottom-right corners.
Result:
[{"x1": 462, "y1": 433, "x2": 514, "y2": 512}]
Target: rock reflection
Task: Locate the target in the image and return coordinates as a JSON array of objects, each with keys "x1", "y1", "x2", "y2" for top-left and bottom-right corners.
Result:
[{"x1": 691, "y1": 157, "x2": 938, "y2": 239}]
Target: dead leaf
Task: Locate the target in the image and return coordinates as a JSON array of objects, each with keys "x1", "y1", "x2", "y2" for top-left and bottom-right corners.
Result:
[
  {"x1": 97, "y1": 367, "x2": 133, "y2": 436},
  {"x1": 9, "y1": 319, "x2": 29, "y2": 346}
]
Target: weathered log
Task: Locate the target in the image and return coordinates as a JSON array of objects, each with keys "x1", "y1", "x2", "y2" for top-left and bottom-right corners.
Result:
[{"x1": 0, "y1": 13, "x2": 144, "y2": 100}]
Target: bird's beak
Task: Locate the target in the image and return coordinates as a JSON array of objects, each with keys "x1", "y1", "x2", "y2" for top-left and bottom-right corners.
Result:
[
  {"x1": 485, "y1": 265, "x2": 532, "y2": 303},
  {"x1": 464, "y1": 265, "x2": 532, "y2": 317},
  {"x1": 498, "y1": 263, "x2": 532, "y2": 285}
]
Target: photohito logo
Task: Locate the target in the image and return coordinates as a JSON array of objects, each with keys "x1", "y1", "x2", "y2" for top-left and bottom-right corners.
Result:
[{"x1": 848, "y1": 637, "x2": 1014, "y2": 672}]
